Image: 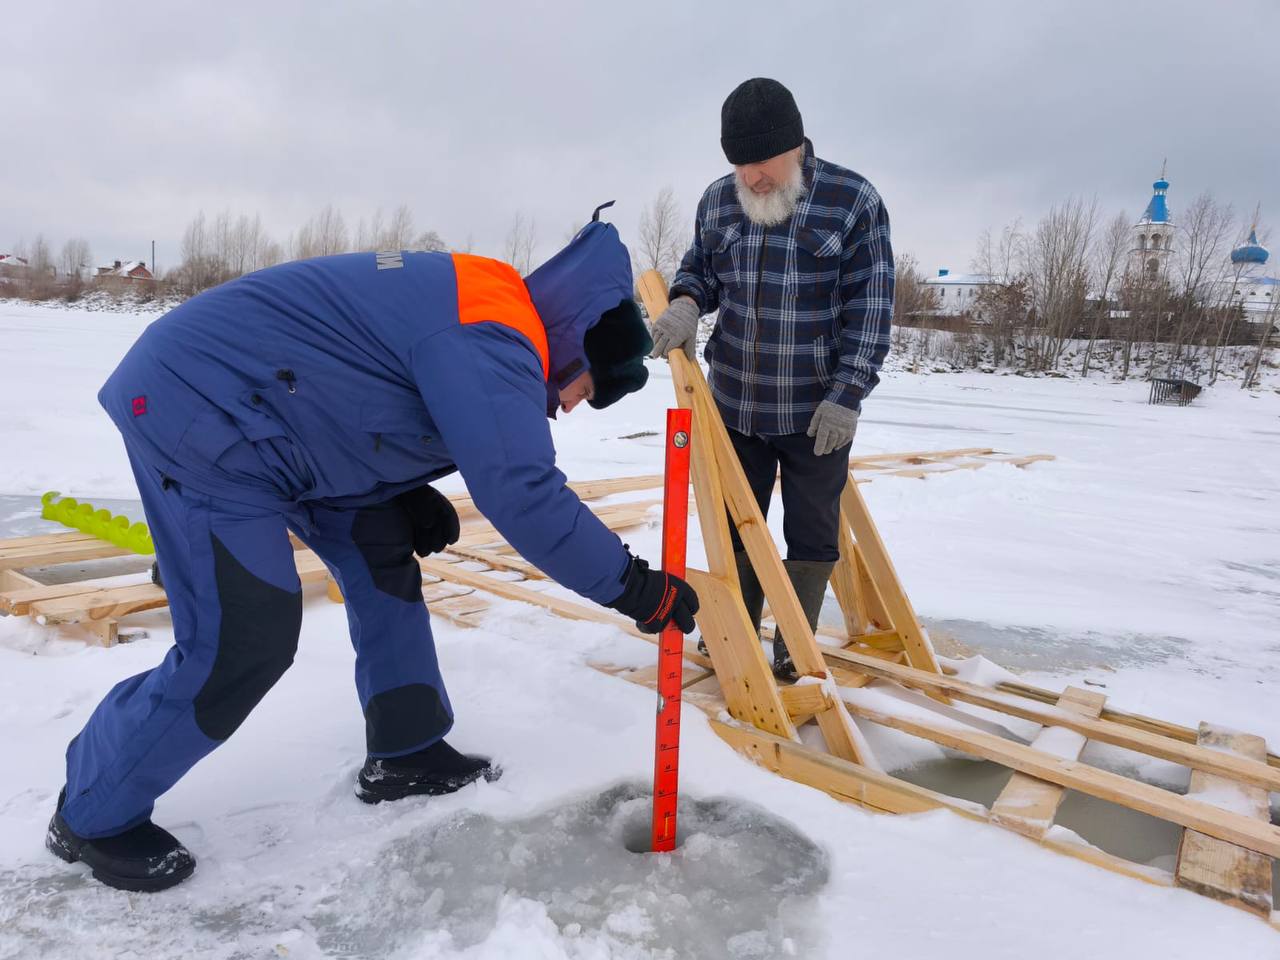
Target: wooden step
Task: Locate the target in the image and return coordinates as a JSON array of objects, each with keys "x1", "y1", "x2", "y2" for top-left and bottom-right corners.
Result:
[
  {"x1": 990, "y1": 686, "x2": 1106, "y2": 839},
  {"x1": 1174, "y1": 723, "x2": 1274, "y2": 918}
]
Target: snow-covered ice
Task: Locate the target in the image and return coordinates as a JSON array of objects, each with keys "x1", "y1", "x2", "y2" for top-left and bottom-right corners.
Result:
[{"x1": 2, "y1": 299, "x2": 1279, "y2": 958}]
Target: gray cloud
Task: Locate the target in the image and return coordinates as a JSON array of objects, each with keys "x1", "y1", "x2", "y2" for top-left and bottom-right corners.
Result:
[{"x1": 4, "y1": 0, "x2": 1277, "y2": 276}]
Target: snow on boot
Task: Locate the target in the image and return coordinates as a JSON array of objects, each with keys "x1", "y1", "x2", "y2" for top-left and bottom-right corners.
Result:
[
  {"x1": 356, "y1": 738, "x2": 501, "y2": 804},
  {"x1": 772, "y1": 559, "x2": 835, "y2": 682},
  {"x1": 46, "y1": 788, "x2": 196, "y2": 892},
  {"x1": 696, "y1": 550, "x2": 763, "y2": 657}
]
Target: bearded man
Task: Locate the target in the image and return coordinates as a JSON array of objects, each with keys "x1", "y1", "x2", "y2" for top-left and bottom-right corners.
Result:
[{"x1": 649, "y1": 77, "x2": 894, "y2": 679}]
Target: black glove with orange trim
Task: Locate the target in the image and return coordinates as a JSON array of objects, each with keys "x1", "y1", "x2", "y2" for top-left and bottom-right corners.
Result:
[{"x1": 606, "y1": 554, "x2": 700, "y2": 634}]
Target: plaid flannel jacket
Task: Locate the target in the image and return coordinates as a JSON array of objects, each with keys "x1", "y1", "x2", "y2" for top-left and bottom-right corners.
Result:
[{"x1": 670, "y1": 140, "x2": 894, "y2": 437}]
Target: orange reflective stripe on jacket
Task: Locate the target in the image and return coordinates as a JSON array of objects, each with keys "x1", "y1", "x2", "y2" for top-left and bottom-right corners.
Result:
[{"x1": 451, "y1": 253, "x2": 549, "y2": 380}]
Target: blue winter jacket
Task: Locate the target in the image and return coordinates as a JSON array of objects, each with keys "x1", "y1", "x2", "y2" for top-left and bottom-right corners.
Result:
[{"x1": 100, "y1": 223, "x2": 635, "y2": 605}]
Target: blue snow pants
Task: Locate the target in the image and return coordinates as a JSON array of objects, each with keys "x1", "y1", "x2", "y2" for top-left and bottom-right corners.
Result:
[{"x1": 61, "y1": 446, "x2": 453, "y2": 838}]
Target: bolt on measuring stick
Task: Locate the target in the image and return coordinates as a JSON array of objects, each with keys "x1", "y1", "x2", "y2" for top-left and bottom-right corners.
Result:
[{"x1": 652, "y1": 407, "x2": 692, "y2": 852}]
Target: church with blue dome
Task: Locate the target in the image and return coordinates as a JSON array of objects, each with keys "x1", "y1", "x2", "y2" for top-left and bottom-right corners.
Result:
[
  {"x1": 1128, "y1": 167, "x2": 1276, "y2": 324},
  {"x1": 1129, "y1": 168, "x2": 1176, "y2": 281},
  {"x1": 1225, "y1": 226, "x2": 1277, "y2": 320}
]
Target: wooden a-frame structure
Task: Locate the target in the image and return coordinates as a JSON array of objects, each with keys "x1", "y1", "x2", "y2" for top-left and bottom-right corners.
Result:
[{"x1": 634, "y1": 271, "x2": 1278, "y2": 926}]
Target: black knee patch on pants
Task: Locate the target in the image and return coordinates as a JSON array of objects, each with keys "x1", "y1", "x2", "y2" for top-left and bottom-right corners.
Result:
[
  {"x1": 194, "y1": 534, "x2": 303, "y2": 741},
  {"x1": 351, "y1": 504, "x2": 423, "y2": 602},
  {"x1": 365, "y1": 683, "x2": 451, "y2": 755}
]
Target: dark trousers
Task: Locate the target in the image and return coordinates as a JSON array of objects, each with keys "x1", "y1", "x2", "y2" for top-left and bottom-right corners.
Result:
[{"x1": 726, "y1": 429, "x2": 850, "y2": 563}]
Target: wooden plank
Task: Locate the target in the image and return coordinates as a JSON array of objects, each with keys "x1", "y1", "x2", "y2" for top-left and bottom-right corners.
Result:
[
  {"x1": 417, "y1": 556, "x2": 714, "y2": 670},
  {"x1": 441, "y1": 545, "x2": 546, "y2": 579},
  {"x1": 989, "y1": 679, "x2": 1280, "y2": 770},
  {"x1": 851, "y1": 539, "x2": 894, "y2": 633},
  {"x1": 1, "y1": 573, "x2": 148, "y2": 617},
  {"x1": 825, "y1": 645, "x2": 1280, "y2": 794},
  {"x1": 840, "y1": 478, "x2": 942, "y2": 677},
  {"x1": 709, "y1": 714, "x2": 973, "y2": 816},
  {"x1": 685, "y1": 569, "x2": 796, "y2": 739},
  {"x1": 1175, "y1": 723, "x2": 1273, "y2": 918},
  {"x1": 839, "y1": 696, "x2": 1280, "y2": 859},
  {"x1": 0, "y1": 531, "x2": 102, "y2": 550},
  {"x1": 669, "y1": 341, "x2": 739, "y2": 592},
  {"x1": 1, "y1": 568, "x2": 42, "y2": 592},
  {"x1": 830, "y1": 515, "x2": 867, "y2": 637},
  {"x1": 849, "y1": 447, "x2": 995, "y2": 466},
  {"x1": 85, "y1": 619, "x2": 119, "y2": 647},
  {"x1": 990, "y1": 686, "x2": 1107, "y2": 838},
  {"x1": 779, "y1": 681, "x2": 835, "y2": 722},
  {"x1": 0, "y1": 540, "x2": 133, "y2": 570}
]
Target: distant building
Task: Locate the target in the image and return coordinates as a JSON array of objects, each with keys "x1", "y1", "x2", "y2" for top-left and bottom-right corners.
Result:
[
  {"x1": 0, "y1": 254, "x2": 30, "y2": 278},
  {"x1": 95, "y1": 260, "x2": 155, "y2": 283},
  {"x1": 923, "y1": 269, "x2": 996, "y2": 319},
  {"x1": 1128, "y1": 168, "x2": 1175, "y2": 282}
]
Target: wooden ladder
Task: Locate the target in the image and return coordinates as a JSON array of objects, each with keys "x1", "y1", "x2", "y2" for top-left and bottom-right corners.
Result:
[{"x1": 636, "y1": 271, "x2": 947, "y2": 765}]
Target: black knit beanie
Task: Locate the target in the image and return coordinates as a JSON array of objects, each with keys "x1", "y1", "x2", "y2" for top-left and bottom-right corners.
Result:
[{"x1": 721, "y1": 78, "x2": 804, "y2": 165}]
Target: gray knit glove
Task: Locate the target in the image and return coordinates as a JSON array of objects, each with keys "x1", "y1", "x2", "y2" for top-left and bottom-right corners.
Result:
[
  {"x1": 648, "y1": 296, "x2": 700, "y2": 361},
  {"x1": 806, "y1": 401, "x2": 859, "y2": 456}
]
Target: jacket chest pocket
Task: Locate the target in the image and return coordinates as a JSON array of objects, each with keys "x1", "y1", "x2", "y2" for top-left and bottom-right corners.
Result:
[
  {"x1": 360, "y1": 403, "x2": 438, "y2": 453},
  {"x1": 705, "y1": 224, "x2": 745, "y2": 288},
  {"x1": 794, "y1": 227, "x2": 843, "y2": 300}
]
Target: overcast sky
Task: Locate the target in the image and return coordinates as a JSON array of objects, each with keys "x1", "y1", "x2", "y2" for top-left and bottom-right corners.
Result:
[{"x1": 4, "y1": 0, "x2": 1277, "y2": 278}]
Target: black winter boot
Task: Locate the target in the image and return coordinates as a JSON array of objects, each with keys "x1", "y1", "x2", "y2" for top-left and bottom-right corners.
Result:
[
  {"x1": 697, "y1": 551, "x2": 764, "y2": 656},
  {"x1": 46, "y1": 788, "x2": 196, "y2": 892},
  {"x1": 772, "y1": 559, "x2": 836, "y2": 682},
  {"x1": 356, "y1": 739, "x2": 501, "y2": 803}
]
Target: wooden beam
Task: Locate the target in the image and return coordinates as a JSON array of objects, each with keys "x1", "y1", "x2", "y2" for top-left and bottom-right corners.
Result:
[
  {"x1": 685, "y1": 569, "x2": 796, "y2": 739},
  {"x1": 825, "y1": 645, "x2": 1280, "y2": 794},
  {"x1": 849, "y1": 447, "x2": 995, "y2": 465},
  {"x1": 1175, "y1": 723, "x2": 1274, "y2": 918},
  {"x1": 438, "y1": 546, "x2": 546, "y2": 579},
  {"x1": 779, "y1": 681, "x2": 835, "y2": 722},
  {"x1": 839, "y1": 478, "x2": 943, "y2": 677},
  {"x1": 417, "y1": 556, "x2": 714, "y2": 670},
  {"x1": 990, "y1": 686, "x2": 1107, "y2": 839},
  {"x1": 839, "y1": 697, "x2": 1280, "y2": 859},
  {"x1": 0, "y1": 540, "x2": 132, "y2": 571},
  {"x1": 989, "y1": 679, "x2": 1280, "y2": 770},
  {"x1": 830, "y1": 514, "x2": 868, "y2": 636},
  {"x1": 669, "y1": 341, "x2": 739, "y2": 592}
]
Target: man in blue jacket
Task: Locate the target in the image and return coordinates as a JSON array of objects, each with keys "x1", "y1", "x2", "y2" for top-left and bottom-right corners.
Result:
[{"x1": 46, "y1": 212, "x2": 699, "y2": 892}]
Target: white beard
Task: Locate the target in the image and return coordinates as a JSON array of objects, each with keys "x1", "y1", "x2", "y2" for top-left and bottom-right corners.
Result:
[{"x1": 734, "y1": 156, "x2": 806, "y2": 227}]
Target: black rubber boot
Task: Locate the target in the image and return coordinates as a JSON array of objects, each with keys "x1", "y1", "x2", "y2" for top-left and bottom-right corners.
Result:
[
  {"x1": 356, "y1": 738, "x2": 502, "y2": 804},
  {"x1": 772, "y1": 559, "x2": 835, "y2": 682},
  {"x1": 697, "y1": 551, "x2": 764, "y2": 656},
  {"x1": 46, "y1": 788, "x2": 196, "y2": 892}
]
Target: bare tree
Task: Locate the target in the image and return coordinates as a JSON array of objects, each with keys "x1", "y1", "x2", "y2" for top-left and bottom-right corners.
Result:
[
  {"x1": 26, "y1": 234, "x2": 55, "y2": 298},
  {"x1": 1021, "y1": 196, "x2": 1097, "y2": 371},
  {"x1": 633, "y1": 186, "x2": 686, "y2": 283},
  {"x1": 411, "y1": 229, "x2": 448, "y2": 252},
  {"x1": 294, "y1": 204, "x2": 349, "y2": 259},
  {"x1": 972, "y1": 220, "x2": 1028, "y2": 366},
  {"x1": 891, "y1": 252, "x2": 939, "y2": 325},
  {"x1": 1081, "y1": 211, "x2": 1130, "y2": 377},
  {"x1": 503, "y1": 212, "x2": 538, "y2": 275},
  {"x1": 1165, "y1": 191, "x2": 1235, "y2": 374},
  {"x1": 58, "y1": 238, "x2": 92, "y2": 282}
]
